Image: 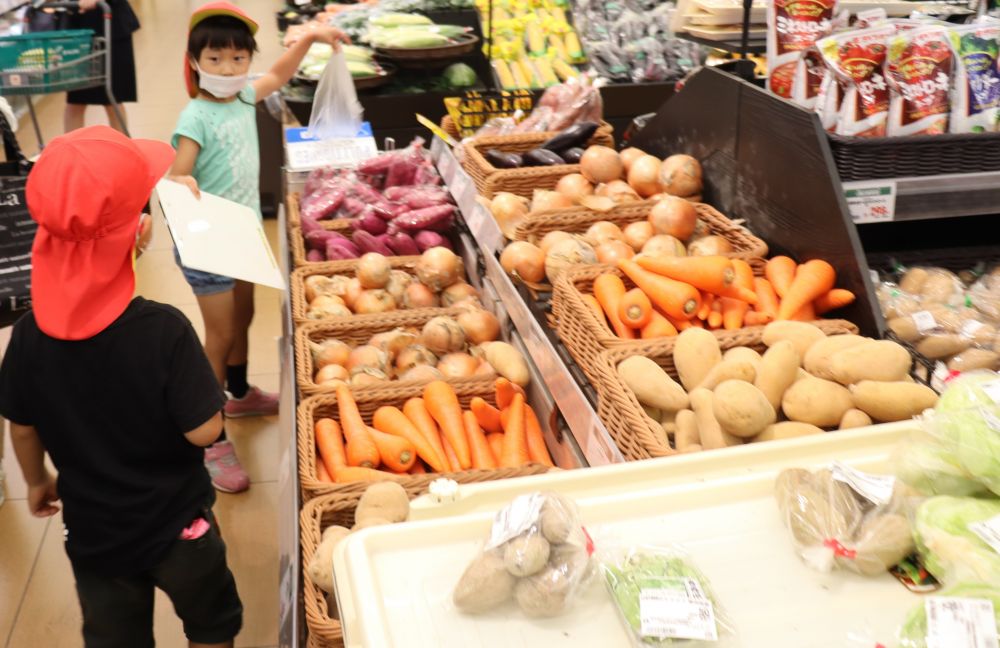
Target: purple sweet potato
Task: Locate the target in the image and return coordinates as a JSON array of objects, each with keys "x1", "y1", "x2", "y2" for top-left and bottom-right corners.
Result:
[
  {"x1": 300, "y1": 214, "x2": 322, "y2": 235},
  {"x1": 414, "y1": 231, "x2": 453, "y2": 252},
  {"x1": 403, "y1": 188, "x2": 451, "y2": 210},
  {"x1": 355, "y1": 209, "x2": 388, "y2": 236},
  {"x1": 352, "y1": 230, "x2": 394, "y2": 256},
  {"x1": 391, "y1": 205, "x2": 455, "y2": 232},
  {"x1": 339, "y1": 197, "x2": 366, "y2": 218},
  {"x1": 306, "y1": 249, "x2": 325, "y2": 262},
  {"x1": 387, "y1": 232, "x2": 420, "y2": 256},
  {"x1": 326, "y1": 239, "x2": 358, "y2": 260}
]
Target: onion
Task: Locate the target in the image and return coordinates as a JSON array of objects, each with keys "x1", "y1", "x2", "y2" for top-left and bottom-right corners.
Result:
[
  {"x1": 383, "y1": 270, "x2": 412, "y2": 303},
  {"x1": 648, "y1": 196, "x2": 698, "y2": 241},
  {"x1": 500, "y1": 241, "x2": 546, "y2": 283},
  {"x1": 474, "y1": 359, "x2": 496, "y2": 378},
  {"x1": 642, "y1": 235, "x2": 687, "y2": 257},
  {"x1": 395, "y1": 344, "x2": 437, "y2": 373},
  {"x1": 544, "y1": 237, "x2": 598, "y2": 283},
  {"x1": 580, "y1": 146, "x2": 624, "y2": 184},
  {"x1": 441, "y1": 282, "x2": 479, "y2": 307},
  {"x1": 307, "y1": 301, "x2": 352, "y2": 320},
  {"x1": 555, "y1": 173, "x2": 594, "y2": 201},
  {"x1": 356, "y1": 253, "x2": 391, "y2": 289},
  {"x1": 490, "y1": 192, "x2": 530, "y2": 239},
  {"x1": 310, "y1": 339, "x2": 351, "y2": 368},
  {"x1": 310, "y1": 294, "x2": 345, "y2": 311},
  {"x1": 578, "y1": 195, "x2": 617, "y2": 212},
  {"x1": 403, "y1": 282, "x2": 439, "y2": 309},
  {"x1": 415, "y1": 247, "x2": 462, "y2": 292},
  {"x1": 596, "y1": 180, "x2": 638, "y2": 201},
  {"x1": 585, "y1": 221, "x2": 626, "y2": 246},
  {"x1": 346, "y1": 345, "x2": 389, "y2": 374},
  {"x1": 457, "y1": 309, "x2": 500, "y2": 344},
  {"x1": 619, "y1": 147, "x2": 646, "y2": 173},
  {"x1": 595, "y1": 240, "x2": 635, "y2": 264},
  {"x1": 622, "y1": 221, "x2": 654, "y2": 252},
  {"x1": 353, "y1": 289, "x2": 397, "y2": 314},
  {"x1": 368, "y1": 328, "x2": 418, "y2": 357},
  {"x1": 627, "y1": 155, "x2": 663, "y2": 198},
  {"x1": 421, "y1": 316, "x2": 466, "y2": 354},
  {"x1": 400, "y1": 365, "x2": 444, "y2": 382},
  {"x1": 436, "y1": 352, "x2": 480, "y2": 379},
  {"x1": 304, "y1": 275, "x2": 334, "y2": 302},
  {"x1": 539, "y1": 231, "x2": 573, "y2": 255},
  {"x1": 659, "y1": 154, "x2": 703, "y2": 197},
  {"x1": 530, "y1": 189, "x2": 573, "y2": 214},
  {"x1": 315, "y1": 363, "x2": 349, "y2": 386},
  {"x1": 344, "y1": 277, "x2": 363, "y2": 309},
  {"x1": 350, "y1": 368, "x2": 389, "y2": 387},
  {"x1": 688, "y1": 235, "x2": 734, "y2": 256}
]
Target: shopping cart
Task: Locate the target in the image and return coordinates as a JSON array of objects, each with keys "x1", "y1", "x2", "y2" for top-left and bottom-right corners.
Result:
[{"x1": 0, "y1": 0, "x2": 127, "y2": 146}]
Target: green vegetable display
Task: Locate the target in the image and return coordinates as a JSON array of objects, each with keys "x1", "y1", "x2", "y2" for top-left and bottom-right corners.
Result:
[
  {"x1": 913, "y1": 496, "x2": 1000, "y2": 584},
  {"x1": 897, "y1": 582, "x2": 1000, "y2": 648},
  {"x1": 895, "y1": 434, "x2": 989, "y2": 497},
  {"x1": 442, "y1": 63, "x2": 479, "y2": 88}
]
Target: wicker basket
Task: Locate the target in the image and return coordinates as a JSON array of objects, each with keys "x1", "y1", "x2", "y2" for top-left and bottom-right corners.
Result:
[
  {"x1": 289, "y1": 221, "x2": 357, "y2": 268},
  {"x1": 828, "y1": 131, "x2": 1000, "y2": 182},
  {"x1": 295, "y1": 317, "x2": 494, "y2": 397},
  {"x1": 298, "y1": 392, "x2": 551, "y2": 501},
  {"x1": 590, "y1": 320, "x2": 860, "y2": 461},
  {"x1": 301, "y1": 494, "x2": 356, "y2": 647}
]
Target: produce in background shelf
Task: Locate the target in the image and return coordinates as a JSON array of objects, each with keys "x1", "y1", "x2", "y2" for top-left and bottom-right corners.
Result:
[
  {"x1": 766, "y1": 0, "x2": 838, "y2": 107},
  {"x1": 816, "y1": 26, "x2": 893, "y2": 137},
  {"x1": 886, "y1": 25, "x2": 954, "y2": 136},
  {"x1": 950, "y1": 23, "x2": 1000, "y2": 133}
]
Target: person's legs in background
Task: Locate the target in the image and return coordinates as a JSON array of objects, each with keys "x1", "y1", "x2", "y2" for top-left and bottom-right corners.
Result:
[
  {"x1": 223, "y1": 280, "x2": 279, "y2": 418},
  {"x1": 103, "y1": 105, "x2": 128, "y2": 133},
  {"x1": 63, "y1": 103, "x2": 87, "y2": 133}
]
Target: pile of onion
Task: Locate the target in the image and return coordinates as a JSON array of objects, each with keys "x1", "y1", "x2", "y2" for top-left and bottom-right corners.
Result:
[
  {"x1": 489, "y1": 192, "x2": 529, "y2": 239},
  {"x1": 579, "y1": 146, "x2": 624, "y2": 184},
  {"x1": 659, "y1": 154, "x2": 703, "y2": 198}
]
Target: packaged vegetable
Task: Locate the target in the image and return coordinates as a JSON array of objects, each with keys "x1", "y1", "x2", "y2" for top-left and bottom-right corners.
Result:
[
  {"x1": 896, "y1": 582, "x2": 1000, "y2": 648},
  {"x1": 885, "y1": 26, "x2": 954, "y2": 136},
  {"x1": 817, "y1": 26, "x2": 893, "y2": 137},
  {"x1": 767, "y1": 0, "x2": 838, "y2": 108},
  {"x1": 600, "y1": 546, "x2": 737, "y2": 646},
  {"x1": 912, "y1": 496, "x2": 1000, "y2": 585},
  {"x1": 949, "y1": 23, "x2": 1000, "y2": 133}
]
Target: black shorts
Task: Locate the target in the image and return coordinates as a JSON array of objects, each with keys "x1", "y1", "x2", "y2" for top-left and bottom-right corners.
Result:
[
  {"x1": 70, "y1": 509, "x2": 243, "y2": 648},
  {"x1": 66, "y1": 36, "x2": 137, "y2": 105}
]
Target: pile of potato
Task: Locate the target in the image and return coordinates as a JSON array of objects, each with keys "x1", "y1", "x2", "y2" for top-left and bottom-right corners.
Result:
[{"x1": 616, "y1": 321, "x2": 939, "y2": 453}]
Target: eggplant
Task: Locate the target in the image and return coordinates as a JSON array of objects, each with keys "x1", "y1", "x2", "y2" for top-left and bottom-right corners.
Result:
[
  {"x1": 485, "y1": 149, "x2": 523, "y2": 169},
  {"x1": 522, "y1": 148, "x2": 566, "y2": 167},
  {"x1": 540, "y1": 121, "x2": 600, "y2": 153},
  {"x1": 560, "y1": 147, "x2": 585, "y2": 164}
]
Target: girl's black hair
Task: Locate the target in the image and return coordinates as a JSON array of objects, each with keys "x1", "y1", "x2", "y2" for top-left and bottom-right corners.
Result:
[{"x1": 187, "y1": 15, "x2": 258, "y2": 103}]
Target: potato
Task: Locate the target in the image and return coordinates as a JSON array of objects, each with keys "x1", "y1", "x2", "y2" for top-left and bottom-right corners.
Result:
[
  {"x1": 887, "y1": 317, "x2": 923, "y2": 343},
  {"x1": 802, "y1": 334, "x2": 867, "y2": 380},
  {"x1": 916, "y1": 334, "x2": 971, "y2": 360},
  {"x1": 828, "y1": 340, "x2": 912, "y2": 385},
  {"x1": 712, "y1": 380, "x2": 776, "y2": 438},
  {"x1": 948, "y1": 348, "x2": 1000, "y2": 372},
  {"x1": 722, "y1": 346, "x2": 762, "y2": 368},
  {"x1": 674, "y1": 327, "x2": 722, "y2": 391},
  {"x1": 754, "y1": 421, "x2": 824, "y2": 442},
  {"x1": 850, "y1": 381, "x2": 938, "y2": 421},
  {"x1": 674, "y1": 409, "x2": 700, "y2": 453},
  {"x1": 762, "y1": 321, "x2": 826, "y2": 359},
  {"x1": 839, "y1": 408, "x2": 873, "y2": 430},
  {"x1": 963, "y1": 321, "x2": 997, "y2": 347},
  {"x1": 689, "y1": 388, "x2": 741, "y2": 449},
  {"x1": 307, "y1": 525, "x2": 351, "y2": 593},
  {"x1": 754, "y1": 340, "x2": 800, "y2": 411},
  {"x1": 899, "y1": 267, "x2": 929, "y2": 294},
  {"x1": 454, "y1": 550, "x2": 517, "y2": 613},
  {"x1": 781, "y1": 376, "x2": 854, "y2": 427},
  {"x1": 641, "y1": 403, "x2": 662, "y2": 422},
  {"x1": 356, "y1": 481, "x2": 410, "y2": 525},
  {"x1": 514, "y1": 565, "x2": 575, "y2": 618},
  {"x1": 504, "y1": 534, "x2": 551, "y2": 577},
  {"x1": 848, "y1": 513, "x2": 915, "y2": 576},
  {"x1": 483, "y1": 342, "x2": 530, "y2": 387},
  {"x1": 617, "y1": 356, "x2": 688, "y2": 412},
  {"x1": 919, "y1": 271, "x2": 961, "y2": 303},
  {"x1": 696, "y1": 359, "x2": 756, "y2": 390},
  {"x1": 539, "y1": 496, "x2": 576, "y2": 545}
]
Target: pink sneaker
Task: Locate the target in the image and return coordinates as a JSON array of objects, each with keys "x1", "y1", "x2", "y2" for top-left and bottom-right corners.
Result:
[
  {"x1": 204, "y1": 441, "x2": 250, "y2": 493},
  {"x1": 224, "y1": 385, "x2": 280, "y2": 418}
]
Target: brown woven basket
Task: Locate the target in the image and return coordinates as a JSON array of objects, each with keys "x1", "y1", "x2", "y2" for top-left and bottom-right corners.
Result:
[
  {"x1": 289, "y1": 220, "x2": 357, "y2": 268},
  {"x1": 297, "y1": 392, "x2": 551, "y2": 502},
  {"x1": 295, "y1": 317, "x2": 495, "y2": 397},
  {"x1": 590, "y1": 320, "x2": 860, "y2": 461},
  {"x1": 301, "y1": 494, "x2": 355, "y2": 647}
]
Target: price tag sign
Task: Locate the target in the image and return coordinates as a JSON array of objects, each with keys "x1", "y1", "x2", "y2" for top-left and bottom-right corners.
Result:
[
  {"x1": 925, "y1": 597, "x2": 999, "y2": 648},
  {"x1": 969, "y1": 513, "x2": 1000, "y2": 555},
  {"x1": 640, "y1": 579, "x2": 719, "y2": 641},
  {"x1": 831, "y1": 461, "x2": 896, "y2": 505},
  {"x1": 844, "y1": 180, "x2": 897, "y2": 224},
  {"x1": 284, "y1": 126, "x2": 378, "y2": 172},
  {"x1": 438, "y1": 149, "x2": 456, "y2": 181},
  {"x1": 912, "y1": 310, "x2": 939, "y2": 335}
]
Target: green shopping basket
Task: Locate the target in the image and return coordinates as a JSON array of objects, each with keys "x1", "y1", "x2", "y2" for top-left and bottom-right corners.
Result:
[{"x1": 0, "y1": 29, "x2": 98, "y2": 95}]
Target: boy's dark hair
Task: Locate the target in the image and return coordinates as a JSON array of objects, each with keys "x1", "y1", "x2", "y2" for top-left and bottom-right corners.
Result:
[{"x1": 187, "y1": 15, "x2": 259, "y2": 102}]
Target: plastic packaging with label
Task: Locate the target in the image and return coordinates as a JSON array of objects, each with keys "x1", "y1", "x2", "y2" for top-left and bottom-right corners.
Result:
[
  {"x1": 767, "y1": 0, "x2": 838, "y2": 108},
  {"x1": 897, "y1": 583, "x2": 1000, "y2": 648},
  {"x1": 886, "y1": 26, "x2": 954, "y2": 136},
  {"x1": 817, "y1": 26, "x2": 894, "y2": 136},
  {"x1": 949, "y1": 23, "x2": 1000, "y2": 133}
]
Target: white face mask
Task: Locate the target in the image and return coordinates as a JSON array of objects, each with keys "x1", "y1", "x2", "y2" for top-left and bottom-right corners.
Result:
[{"x1": 196, "y1": 64, "x2": 248, "y2": 99}]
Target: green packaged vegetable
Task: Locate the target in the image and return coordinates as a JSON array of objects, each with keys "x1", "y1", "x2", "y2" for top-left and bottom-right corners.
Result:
[
  {"x1": 442, "y1": 63, "x2": 479, "y2": 88},
  {"x1": 897, "y1": 582, "x2": 1000, "y2": 648},
  {"x1": 913, "y1": 496, "x2": 1000, "y2": 585}
]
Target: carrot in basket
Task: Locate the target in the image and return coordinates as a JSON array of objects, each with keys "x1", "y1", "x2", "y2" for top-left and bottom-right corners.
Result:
[
  {"x1": 789, "y1": 302, "x2": 817, "y2": 322},
  {"x1": 464, "y1": 411, "x2": 498, "y2": 470},
  {"x1": 373, "y1": 405, "x2": 446, "y2": 473},
  {"x1": 581, "y1": 294, "x2": 609, "y2": 331},
  {"x1": 593, "y1": 273, "x2": 636, "y2": 338},
  {"x1": 743, "y1": 311, "x2": 768, "y2": 326},
  {"x1": 315, "y1": 417, "x2": 347, "y2": 478},
  {"x1": 777, "y1": 260, "x2": 836, "y2": 320},
  {"x1": 765, "y1": 256, "x2": 797, "y2": 298},
  {"x1": 334, "y1": 466, "x2": 402, "y2": 484},
  {"x1": 814, "y1": 288, "x2": 856, "y2": 315},
  {"x1": 336, "y1": 385, "x2": 379, "y2": 468},
  {"x1": 487, "y1": 433, "x2": 504, "y2": 464},
  {"x1": 403, "y1": 398, "x2": 447, "y2": 471},
  {"x1": 618, "y1": 259, "x2": 700, "y2": 319},
  {"x1": 424, "y1": 381, "x2": 471, "y2": 470},
  {"x1": 316, "y1": 456, "x2": 333, "y2": 483},
  {"x1": 501, "y1": 393, "x2": 529, "y2": 467},
  {"x1": 753, "y1": 277, "x2": 779, "y2": 321},
  {"x1": 470, "y1": 397, "x2": 503, "y2": 434},
  {"x1": 441, "y1": 432, "x2": 461, "y2": 472},
  {"x1": 409, "y1": 461, "x2": 427, "y2": 475},
  {"x1": 720, "y1": 297, "x2": 748, "y2": 330},
  {"x1": 524, "y1": 404, "x2": 554, "y2": 467},
  {"x1": 733, "y1": 259, "x2": 755, "y2": 290},
  {"x1": 367, "y1": 425, "x2": 417, "y2": 473},
  {"x1": 697, "y1": 292, "x2": 714, "y2": 321},
  {"x1": 640, "y1": 310, "x2": 678, "y2": 339},
  {"x1": 495, "y1": 377, "x2": 525, "y2": 409},
  {"x1": 618, "y1": 288, "x2": 653, "y2": 329},
  {"x1": 666, "y1": 310, "x2": 701, "y2": 331},
  {"x1": 708, "y1": 299, "x2": 723, "y2": 329},
  {"x1": 634, "y1": 255, "x2": 749, "y2": 301}
]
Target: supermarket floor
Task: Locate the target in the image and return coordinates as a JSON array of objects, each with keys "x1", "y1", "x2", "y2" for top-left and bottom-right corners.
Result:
[{"x1": 1, "y1": 2, "x2": 287, "y2": 647}]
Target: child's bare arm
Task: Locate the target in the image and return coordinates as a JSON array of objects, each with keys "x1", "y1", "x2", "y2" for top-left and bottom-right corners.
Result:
[
  {"x1": 10, "y1": 423, "x2": 60, "y2": 517},
  {"x1": 184, "y1": 411, "x2": 224, "y2": 448},
  {"x1": 168, "y1": 136, "x2": 201, "y2": 198},
  {"x1": 253, "y1": 25, "x2": 350, "y2": 101}
]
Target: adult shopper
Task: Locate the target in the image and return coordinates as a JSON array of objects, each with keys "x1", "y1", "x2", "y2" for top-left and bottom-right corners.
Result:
[{"x1": 0, "y1": 126, "x2": 243, "y2": 648}]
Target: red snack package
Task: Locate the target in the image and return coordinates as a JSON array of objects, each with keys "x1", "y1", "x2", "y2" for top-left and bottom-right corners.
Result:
[
  {"x1": 817, "y1": 26, "x2": 894, "y2": 137},
  {"x1": 767, "y1": 0, "x2": 838, "y2": 107},
  {"x1": 885, "y1": 26, "x2": 954, "y2": 136}
]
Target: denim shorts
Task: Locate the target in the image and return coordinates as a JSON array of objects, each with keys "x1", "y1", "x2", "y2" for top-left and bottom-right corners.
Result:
[{"x1": 173, "y1": 248, "x2": 235, "y2": 296}]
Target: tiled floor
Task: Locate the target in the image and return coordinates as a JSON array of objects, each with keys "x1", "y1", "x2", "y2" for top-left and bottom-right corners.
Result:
[{"x1": 1, "y1": 2, "x2": 288, "y2": 647}]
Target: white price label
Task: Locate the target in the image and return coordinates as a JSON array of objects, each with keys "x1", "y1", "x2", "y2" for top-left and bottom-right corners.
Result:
[
  {"x1": 969, "y1": 513, "x2": 1000, "y2": 555},
  {"x1": 912, "y1": 310, "x2": 939, "y2": 335},
  {"x1": 640, "y1": 579, "x2": 718, "y2": 641},
  {"x1": 925, "y1": 597, "x2": 999, "y2": 648},
  {"x1": 285, "y1": 138, "x2": 379, "y2": 172},
  {"x1": 831, "y1": 461, "x2": 896, "y2": 506},
  {"x1": 870, "y1": 269, "x2": 881, "y2": 285},
  {"x1": 962, "y1": 320, "x2": 987, "y2": 339},
  {"x1": 438, "y1": 150, "x2": 456, "y2": 180},
  {"x1": 844, "y1": 181, "x2": 896, "y2": 224},
  {"x1": 978, "y1": 380, "x2": 1000, "y2": 405},
  {"x1": 931, "y1": 361, "x2": 952, "y2": 393},
  {"x1": 487, "y1": 493, "x2": 543, "y2": 549}
]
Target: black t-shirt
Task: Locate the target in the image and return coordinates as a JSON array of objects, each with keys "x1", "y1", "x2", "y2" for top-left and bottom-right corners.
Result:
[{"x1": 0, "y1": 297, "x2": 224, "y2": 575}]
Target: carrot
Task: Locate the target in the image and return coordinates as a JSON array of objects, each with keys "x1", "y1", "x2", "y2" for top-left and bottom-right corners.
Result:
[
  {"x1": 635, "y1": 255, "x2": 737, "y2": 297},
  {"x1": 582, "y1": 294, "x2": 609, "y2": 331},
  {"x1": 732, "y1": 259, "x2": 754, "y2": 289},
  {"x1": 666, "y1": 311, "x2": 700, "y2": 331},
  {"x1": 500, "y1": 393, "x2": 529, "y2": 467},
  {"x1": 618, "y1": 259, "x2": 700, "y2": 319},
  {"x1": 777, "y1": 259, "x2": 836, "y2": 320},
  {"x1": 366, "y1": 422, "x2": 417, "y2": 472},
  {"x1": 593, "y1": 273, "x2": 636, "y2": 338},
  {"x1": 402, "y1": 398, "x2": 448, "y2": 472},
  {"x1": 743, "y1": 310, "x2": 768, "y2": 326},
  {"x1": 814, "y1": 288, "x2": 856, "y2": 315},
  {"x1": 708, "y1": 299, "x2": 723, "y2": 329},
  {"x1": 440, "y1": 432, "x2": 461, "y2": 471},
  {"x1": 720, "y1": 297, "x2": 748, "y2": 330},
  {"x1": 316, "y1": 455, "x2": 333, "y2": 483},
  {"x1": 409, "y1": 462, "x2": 427, "y2": 475},
  {"x1": 789, "y1": 302, "x2": 817, "y2": 322},
  {"x1": 697, "y1": 292, "x2": 714, "y2": 320},
  {"x1": 315, "y1": 418, "x2": 347, "y2": 478},
  {"x1": 753, "y1": 277, "x2": 779, "y2": 320},
  {"x1": 336, "y1": 385, "x2": 379, "y2": 468},
  {"x1": 495, "y1": 377, "x2": 525, "y2": 409},
  {"x1": 423, "y1": 381, "x2": 471, "y2": 470},
  {"x1": 374, "y1": 405, "x2": 446, "y2": 473},
  {"x1": 618, "y1": 288, "x2": 653, "y2": 329},
  {"x1": 470, "y1": 397, "x2": 503, "y2": 434},
  {"x1": 334, "y1": 466, "x2": 402, "y2": 483},
  {"x1": 765, "y1": 256, "x2": 797, "y2": 298},
  {"x1": 487, "y1": 433, "x2": 504, "y2": 464},
  {"x1": 524, "y1": 404, "x2": 554, "y2": 467},
  {"x1": 640, "y1": 309, "x2": 679, "y2": 339},
  {"x1": 464, "y1": 411, "x2": 498, "y2": 470}
]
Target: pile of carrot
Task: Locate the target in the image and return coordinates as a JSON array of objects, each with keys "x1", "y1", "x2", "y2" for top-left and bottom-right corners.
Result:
[
  {"x1": 314, "y1": 379, "x2": 554, "y2": 484},
  {"x1": 584, "y1": 255, "x2": 857, "y2": 339}
]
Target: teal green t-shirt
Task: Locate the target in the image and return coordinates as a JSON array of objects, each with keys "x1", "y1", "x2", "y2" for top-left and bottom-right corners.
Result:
[{"x1": 171, "y1": 86, "x2": 261, "y2": 217}]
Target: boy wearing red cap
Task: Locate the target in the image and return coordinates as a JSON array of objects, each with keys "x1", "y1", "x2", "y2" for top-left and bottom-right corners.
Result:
[
  {"x1": 169, "y1": 2, "x2": 348, "y2": 493},
  {"x1": 0, "y1": 126, "x2": 243, "y2": 647}
]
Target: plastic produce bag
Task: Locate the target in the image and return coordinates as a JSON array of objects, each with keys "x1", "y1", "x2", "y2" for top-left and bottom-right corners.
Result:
[
  {"x1": 897, "y1": 582, "x2": 1000, "y2": 648},
  {"x1": 308, "y1": 50, "x2": 363, "y2": 140},
  {"x1": 451, "y1": 492, "x2": 594, "y2": 617},
  {"x1": 912, "y1": 496, "x2": 1000, "y2": 585},
  {"x1": 600, "y1": 546, "x2": 737, "y2": 646}
]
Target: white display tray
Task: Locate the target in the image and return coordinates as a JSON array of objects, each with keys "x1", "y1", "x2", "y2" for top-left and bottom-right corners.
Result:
[{"x1": 333, "y1": 423, "x2": 920, "y2": 647}]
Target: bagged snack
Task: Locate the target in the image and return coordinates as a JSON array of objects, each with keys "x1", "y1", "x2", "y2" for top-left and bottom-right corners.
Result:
[
  {"x1": 886, "y1": 26, "x2": 954, "y2": 136},
  {"x1": 767, "y1": 0, "x2": 838, "y2": 107},
  {"x1": 818, "y1": 26, "x2": 894, "y2": 136},
  {"x1": 452, "y1": 492, "x2": 594, "y2": 617},
  {"x1": 949, "y1": 23, "x2": 1000, "y2": 133},
  {"x1": 897, "y1": 582, "x2": 1000, "y2": 648},
  {"x1": 774, "y1": 465, "x2": 918, "y2": 575},
  {"x1": 912, "y1": 495, "x2": 1000, "y2": 585},
  {"x1": 601, "y1": 546, "x2": 737, "y2": 647}
]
